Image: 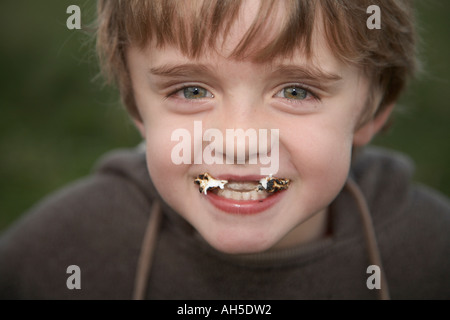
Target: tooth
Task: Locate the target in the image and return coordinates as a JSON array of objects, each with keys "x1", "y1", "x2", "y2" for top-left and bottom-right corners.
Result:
[
  {"x1": 217, "y1": 188, "x2": 270, "y2": 201},
  {"x1": 221, "y1": 189, "x2": 233, "y2": 199},
  {"x1": 226, "y1": 182, "x2": 241, "y2": 190},
  {"x1": 226, "y1": 182, "x2": 258, "y2": 191},
  {"x1": 250, "y1": 191, "x2": 262, "y2": 200}
]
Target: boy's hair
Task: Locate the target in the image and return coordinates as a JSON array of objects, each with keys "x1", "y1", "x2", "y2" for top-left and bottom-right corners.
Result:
[{"x1": 96, "y1": 0, "x2": 417, "y2": 122}]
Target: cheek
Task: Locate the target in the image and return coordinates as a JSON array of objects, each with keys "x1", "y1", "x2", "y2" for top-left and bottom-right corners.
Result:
[
  {"x1": 142, "y1": 124, "x2": 190, "y2": 207},
  {"x1": 134, "y1": 87, "x2": 199, "y2": 212},
  {"x1": 284, "y1": 117, "x2": 354, "y2": 199}
]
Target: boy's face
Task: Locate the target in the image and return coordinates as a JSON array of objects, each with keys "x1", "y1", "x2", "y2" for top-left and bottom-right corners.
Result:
[{"x1": 127, "y1": 3, "x2": 376, "y2": 253}]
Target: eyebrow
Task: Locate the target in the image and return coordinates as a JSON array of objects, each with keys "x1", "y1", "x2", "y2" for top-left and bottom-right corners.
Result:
[
  {"x1": 149, "y1": 63, "x2": 342, "y2": 84},
  {"x1": 149, "y1": 64, "x2": 212, "y2": 78},
  {"x1": 271, "y1": 65, "x2": 342, "y2": 83}
]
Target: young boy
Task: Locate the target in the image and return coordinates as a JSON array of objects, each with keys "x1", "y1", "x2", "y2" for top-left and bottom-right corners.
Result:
[{"x1": 0, "y1": 0, "x2": 449, "y2": 300}]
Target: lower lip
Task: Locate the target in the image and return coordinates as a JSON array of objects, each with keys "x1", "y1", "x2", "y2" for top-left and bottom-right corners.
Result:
[{"x1": 205, "y1": 190, "x2": 285, "y2": 214}]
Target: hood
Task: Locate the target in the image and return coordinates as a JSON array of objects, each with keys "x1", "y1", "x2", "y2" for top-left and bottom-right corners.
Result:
[
  {"x1": 93, "y1": 143, "x2": 158, "y2": 203},
  {"x1": 347, "y1": 146, "x2": 414, "y2": 232}
]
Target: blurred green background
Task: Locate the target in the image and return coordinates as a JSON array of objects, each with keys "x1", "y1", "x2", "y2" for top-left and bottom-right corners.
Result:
[{"x1": 0, "y1": 1, "x2": 449, "y2": 232}]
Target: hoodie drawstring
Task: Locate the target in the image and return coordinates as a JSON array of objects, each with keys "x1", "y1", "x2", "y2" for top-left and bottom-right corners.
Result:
[
  {"x1": 345, "y1": 177, "x2": 390, "y2": 300},
  {"x1": 133, "y1": 200, "x2": 162, "y2": 300}
]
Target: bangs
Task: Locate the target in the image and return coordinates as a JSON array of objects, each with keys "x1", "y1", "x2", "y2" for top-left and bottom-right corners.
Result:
[{"x1": 116, "y1": 0, "x2": 319, "y2": 62}]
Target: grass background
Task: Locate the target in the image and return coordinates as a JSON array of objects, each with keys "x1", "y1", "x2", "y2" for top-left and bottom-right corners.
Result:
[{"x1": 0, "y1": 1, "x2": 449, "y2": 232}]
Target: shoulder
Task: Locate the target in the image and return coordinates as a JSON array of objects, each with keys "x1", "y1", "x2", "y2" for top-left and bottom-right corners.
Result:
[
  {"x1": 351, "y1": 146, "x2": 449, "y2": 224},
  {"x1": 392, "y1": 182, "x2": 450, "y2": 246},
  {"x1": 0, "y1": 147, "x2": 154, "y2": 299},
  {"x1": 378, "y1": 183, "x2": 450, "y2": 299},
  {"x1": 352, "y1": 146, "x2": 449, "y2": 228},
  {"x1": 352, "y1": 147, "x2": 450, "y2": 298}
]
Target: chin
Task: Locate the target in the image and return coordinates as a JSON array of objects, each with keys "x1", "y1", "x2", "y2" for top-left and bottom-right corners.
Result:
[{"x1": 204, "y1": 230, "x2": 277, "y2": 255}]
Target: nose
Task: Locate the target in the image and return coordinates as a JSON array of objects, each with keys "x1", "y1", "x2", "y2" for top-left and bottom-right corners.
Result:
[{"x1": 204, "y1": 98, "x2": 273, "y2": 166}]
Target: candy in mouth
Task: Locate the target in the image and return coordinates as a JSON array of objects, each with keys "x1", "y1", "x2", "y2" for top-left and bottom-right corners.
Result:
[
  {"x1": 257, "y1": 175, "x2": 290, "y2": 193},
  {"x1": 194, "y1": 173, "x2": 228, "y2": 195},
  {"x1": 194, "y1": 173, "x2": 290, "y2": 195}
]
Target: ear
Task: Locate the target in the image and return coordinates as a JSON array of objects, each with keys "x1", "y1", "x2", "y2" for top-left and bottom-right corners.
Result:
[
  {"x1": 353, "y1": 103, "x2": 394, "y2": 146},
  {"x1": 133, "y1": 118, "x2": 146, "y2": 139}
]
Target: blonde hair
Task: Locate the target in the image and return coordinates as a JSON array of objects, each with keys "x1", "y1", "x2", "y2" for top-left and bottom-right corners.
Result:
[{"x1": 96, "y1": 0, "x2": 418, "y2": 121}]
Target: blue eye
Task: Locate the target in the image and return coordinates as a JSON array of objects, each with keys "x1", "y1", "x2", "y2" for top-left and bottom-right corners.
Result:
[
  {"x1": 279, "y1": 86, "x2": 308, "y2": 100},
  {"x1": 181, "y1": 86, "x2": 212, "y2": 99}
]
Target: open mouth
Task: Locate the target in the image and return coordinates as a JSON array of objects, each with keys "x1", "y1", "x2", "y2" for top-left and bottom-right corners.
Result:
[
  {"x1": 194, "y1": 173, "x2": 290, "y2": 214},
  {"x1": 194, "y1": 173, "x2": 290, "y2": 200}
]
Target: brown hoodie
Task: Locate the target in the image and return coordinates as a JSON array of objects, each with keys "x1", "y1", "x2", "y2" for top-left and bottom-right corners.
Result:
[{"x1": 0, "y1": 146, "x2": 449, "y2": 299}]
